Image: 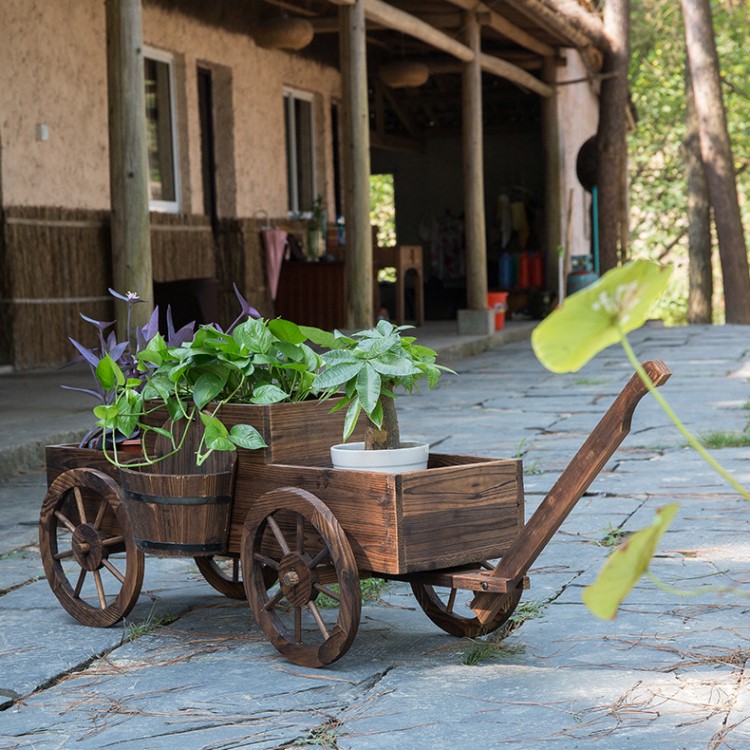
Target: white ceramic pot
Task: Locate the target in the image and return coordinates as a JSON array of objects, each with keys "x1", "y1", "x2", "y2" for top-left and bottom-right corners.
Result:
[{"x1": 330, "y1": 441, "x2": 429, "y2": 473}]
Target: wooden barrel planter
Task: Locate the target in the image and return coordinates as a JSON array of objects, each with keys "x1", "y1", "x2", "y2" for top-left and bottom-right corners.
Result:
[{"x1": 119, "y1": 461, "x2": 236, "y2": 558}]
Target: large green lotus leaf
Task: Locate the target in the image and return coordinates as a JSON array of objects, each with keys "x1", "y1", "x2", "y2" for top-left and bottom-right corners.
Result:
[
  {"x1": 582, "y1": 503, "x2": 679, "y2": 620},
  {"x1": 532, "y1": 260, "x2": 673, "y2": 373}
]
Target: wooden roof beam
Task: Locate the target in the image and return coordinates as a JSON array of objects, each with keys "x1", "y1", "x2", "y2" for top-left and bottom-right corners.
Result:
[
  {"x1": 442, "y1": 0, "x2": 554, "y2": 57},
  {"x1": 363, "y1": 0, "x2": 474, "y2": 62},
  {"x1": 480, "y1": 53, "x2": 552, "y2": 96}
]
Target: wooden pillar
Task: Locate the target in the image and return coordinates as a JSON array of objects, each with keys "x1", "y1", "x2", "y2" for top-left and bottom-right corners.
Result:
[
  {"x1": 458, "y1": 9, "x2": 492, "y2": 335},
  {"x1": 541, "y1": 56, "x2": 562, "y2": 296},
  {"x1": 340, "y1": 0, "x2": 373, "y2": 329},
  {"x1": 105, "y1": 0, "x2": 153, "y2": 332}
]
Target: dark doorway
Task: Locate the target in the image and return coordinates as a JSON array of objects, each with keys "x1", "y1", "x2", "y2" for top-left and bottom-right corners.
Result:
[{"x1": 198, "y1": 67, "x2": 218, "y2": 233}]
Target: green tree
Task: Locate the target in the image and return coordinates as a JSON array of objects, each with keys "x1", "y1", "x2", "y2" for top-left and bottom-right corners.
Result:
[{"x1": 628, "y1": 0, "x2": 750, "y2": 322}]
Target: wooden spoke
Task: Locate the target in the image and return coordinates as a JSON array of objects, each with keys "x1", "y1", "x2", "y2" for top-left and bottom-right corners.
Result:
[
  {"x1": 296, "y1": 514, "x2": 305, "y2": 555},
  {"x1": 307, "y1": 600, "x2": 330, "y2": 640},
  {"x1": 295, "y1": 606, "x2": 303, "y2": 644},
  {"x1": 254, "y1": 553, "x2": 280, "y2": 570},
  {"x1": 101, "y1": 535, "x2": 125, "y2": 547},
  {"x1": 308, "y1": 547, "x2": 331, "y2": 569},
  {"x1": 242, "y1": 487, "x2": 361, "y2": 667},
  {"x1": 446, "y1": 588, "x2": 457, "y2": 614},
  {"x1": 264, "y1": 587, "x2": 286, "y2": 612},
  {"x1": 39, "y1": 467, "x2": 144, "y2": 627},
  {"x1": 74, "y1": 568, "x2": 87, "y2": 598},
  {"x1": 102, "y1": 558, "x2": 126, "y2": 584},
  {"x1": 266, "y1": 515, "x2": 291, "y2": 555},
  {"x1": 74, "y1": 486, "x2": 88, "y2": 525},
  {"x1": 92, "y1": 569, "x2": 107, "y2": 609},
  {"x1": 314, "y1": 583, "x2": 341, "y2": 601},
  {"x1": 93, "y1": 498, "x2": 108, "y2": 530},
  {"x1": 54, "y1": 510, "x2": 77, "y2": 535}
]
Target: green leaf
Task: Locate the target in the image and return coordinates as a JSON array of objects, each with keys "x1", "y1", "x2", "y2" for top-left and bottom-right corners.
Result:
[
  {"x1": 299, "y1": 325, "x2": 339, "y2": 348},
  {"x1": 274, "y1": 341, "x2": 304, "y2": 362},
  {"x1": 200, "y1": 413, "x2": 229, "y2": 447},
  {"x1": 137, "y1": 348, "x2": 163, "y2": 367},
  {"x1": 369, "y1": 352, "x2": 422, "y2": 377},
  {"x1": 531, "y1": 260, "x2": 673, "y2": 373},
  {"x1": 582, "y1": 503, "x2": 679, "y2": 620},
  {"x1": 228, "y1": 424, "x2": 268, "y2": 450},
  {"x1": 343, "y1": 398, "x2": 361, "y2": 441},
  {"x1": 93, "y1": 404, "x2": 119, "y2": 427},
  {"x1": 268, "y1": 318, "x2": 306, "y2": 344},
  {"x1": 205, "y1": 435, "x2": 236, "y2": 453},
  {"x1": 314, "y1": 361, "x2": 364, "y2": 390},
  {"x1": 250, "y1": 384, "x2": 289, "y2": 404},
  {"x1": 355, "y1": 364, "x2": 382, "y2": 416},
  {"x1": 192, "y1": 370, "x2": 228, "y2": 410},
  {"x1": 95, "y1": 355, "x2": 125, "y2": 391}
]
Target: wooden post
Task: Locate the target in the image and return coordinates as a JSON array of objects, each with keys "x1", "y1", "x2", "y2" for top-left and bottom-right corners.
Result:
[
  {"x1": 340, "y1": 0, "x2": 373, "y2": 329},
  {"x1": 105, "y1": 0, "x2": 153, "y2": 334},
  {"x1": 457, "y1": 9, "x2": 491, "y2": 334},
  {"x1": 541, "y1": 56, "x2": 561, "y2": 294}
]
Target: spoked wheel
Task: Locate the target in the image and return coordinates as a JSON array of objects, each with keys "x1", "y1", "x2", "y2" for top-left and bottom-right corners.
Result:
[
  {"x1": 410, "y1": 564, "x2": 523, "y2": 638},
  {"x1": 195, "y1": 556, "x2": 245, "y2": 600},
  {"x1": 195, "y1": 554, "x2": 278, "y2": 600},
  {"x1": 39, "y1": 468, "x2": 145, "y2": 627},
  {"x1": 242, "y1": 487, "x2": 361, "y2": 667}
]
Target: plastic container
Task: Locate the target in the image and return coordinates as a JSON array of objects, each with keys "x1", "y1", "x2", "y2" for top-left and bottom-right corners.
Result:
[{"x1": 487, "y1": 291, "x2": 508, "y2": 331}]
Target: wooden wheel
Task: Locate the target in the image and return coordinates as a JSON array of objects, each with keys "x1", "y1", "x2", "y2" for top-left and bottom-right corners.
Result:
[
  {"x1": 195, "y1": 553, "x2": 279, "y2": 600},
  {"x1": 194, "y1": 556, "x2": 245, "y2": 599},
  {"x1": 39, "y1": 468, "x2": 145, "y2": 627},
  {"x1": 410, "y1": 568, "x2": 523, "y2": 638},
  {"x1": 241, "y1": 487, "x2": 361, "y2": 667}
]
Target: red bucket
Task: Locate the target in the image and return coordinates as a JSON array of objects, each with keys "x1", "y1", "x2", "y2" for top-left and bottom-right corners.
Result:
[{"x1": 487, "y1": 292, "x2": 508, "y2": 331}]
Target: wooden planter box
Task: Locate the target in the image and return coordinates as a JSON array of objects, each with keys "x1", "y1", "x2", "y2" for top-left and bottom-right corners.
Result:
[
  {"x1": 144, "y1": 398, "x2": 365, "y2": 466},
  {"x1": 230, "y1": 453, "x2": 525, "y2": 576}
]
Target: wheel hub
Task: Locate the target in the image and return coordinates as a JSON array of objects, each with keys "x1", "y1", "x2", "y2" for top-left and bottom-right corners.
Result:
[
  {"x1": 71, "y1": 524, "x2": 105, "y2": 571},
  {"x1": 278, "y1": 553, "x2": 315, "y2": 606}
]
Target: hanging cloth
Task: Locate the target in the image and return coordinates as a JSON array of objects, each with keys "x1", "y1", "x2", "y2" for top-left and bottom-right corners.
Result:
[{"x1": 261, "y1": 228, "x2": 289, "y2": 300}]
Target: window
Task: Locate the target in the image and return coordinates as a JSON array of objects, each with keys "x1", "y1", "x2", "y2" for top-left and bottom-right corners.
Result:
[
  {"x1": 144, "y1": 49, "x2": 179, "y2": 212},
  {"x1": 284, "y1": 89, "x2": 315, "y2": 215}
]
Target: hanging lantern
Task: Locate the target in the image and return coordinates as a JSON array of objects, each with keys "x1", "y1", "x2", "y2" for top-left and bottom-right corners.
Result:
[
  {"x1": 254, "y1": 17, "x2": 314, "y2": 51},
  {"x1": 378, "y1": 60, "x2": 430, "y2": 89}
]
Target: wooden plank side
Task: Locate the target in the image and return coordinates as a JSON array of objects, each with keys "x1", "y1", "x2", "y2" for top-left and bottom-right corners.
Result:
[
  {"x1": 45, "y1": 444, "x2": 119, "y2": 486},
  {"x1": 228, "y1": 461, "x2": 402, "y2": 574},
  {"x1": 401, "y1": 459, "x2": 523, "y2": 571}
]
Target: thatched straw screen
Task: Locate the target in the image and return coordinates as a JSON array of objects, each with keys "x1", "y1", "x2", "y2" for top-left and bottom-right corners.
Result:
[
  {"x1": 2, "y1": 207, "x2": 309, "y2": 369},
  {"x1": 2, "y1": 206, "x2": 112, "y2": 369}
]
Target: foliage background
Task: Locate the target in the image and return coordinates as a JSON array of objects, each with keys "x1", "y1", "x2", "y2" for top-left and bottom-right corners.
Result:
[{"x1": 629, "y1": 0, "x2": 750, "y2": 324}]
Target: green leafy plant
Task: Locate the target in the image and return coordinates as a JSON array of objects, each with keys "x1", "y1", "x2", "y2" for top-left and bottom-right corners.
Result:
[
  {"x1": 532, "y1": 259, "x2": 750, "y2": 619},
  {"x1": 307, "y1": 320, "x2": 454, "y2": 450},
  {"x1": 92, "y1": 303, "x2": 324, "y2": 467}
]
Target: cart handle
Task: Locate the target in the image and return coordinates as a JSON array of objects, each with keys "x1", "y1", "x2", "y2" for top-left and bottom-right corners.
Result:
[{"x1": 471, "y1": 359, "x2": 671, "y2": 625}]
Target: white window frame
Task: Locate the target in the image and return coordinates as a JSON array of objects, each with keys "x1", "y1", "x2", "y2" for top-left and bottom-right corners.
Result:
[
  {"x1": 284, "y1": 87, "x2": 317, "y2": 217},
  {"x1": 144, "y1": 46, "x2": 180, "y2": 213}
]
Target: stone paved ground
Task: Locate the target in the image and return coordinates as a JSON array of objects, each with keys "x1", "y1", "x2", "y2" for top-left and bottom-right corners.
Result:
[{"x1": 1, "y1": 323, "x2": 750, "y2": 749}]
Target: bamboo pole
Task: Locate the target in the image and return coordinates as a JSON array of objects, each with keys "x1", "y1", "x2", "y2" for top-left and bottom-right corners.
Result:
[
  {"x1": 462, "y1": 9, "x2": 487, "y2": 312},
  {"x1": 105, "y1": 0, "x2": 153, "y2": 333},
  {"x1": 340, "y1": 0, "x2": 373, "y2": 328}
]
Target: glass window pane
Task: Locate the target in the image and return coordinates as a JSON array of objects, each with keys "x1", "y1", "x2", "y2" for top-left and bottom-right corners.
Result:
[{"x1": 145, "y1": 57, "x2": 176, "y2": 204}]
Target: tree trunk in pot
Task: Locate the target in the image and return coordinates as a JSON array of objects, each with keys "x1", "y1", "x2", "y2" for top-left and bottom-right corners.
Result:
[{"x1": 365, "y1": 396, "x2": 400, "y2": 450}]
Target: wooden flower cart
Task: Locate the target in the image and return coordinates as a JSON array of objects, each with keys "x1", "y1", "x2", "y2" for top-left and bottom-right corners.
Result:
[{"x1": 39, "y1": 361, "x2": 670, "y2": 667}]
